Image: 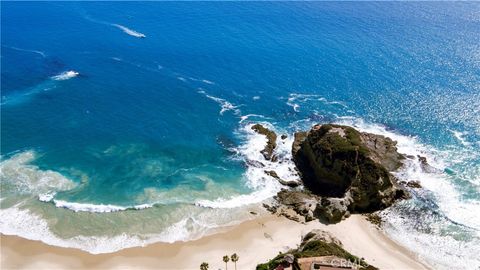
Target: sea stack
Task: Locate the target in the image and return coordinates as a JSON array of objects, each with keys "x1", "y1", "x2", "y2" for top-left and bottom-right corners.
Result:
[{"x1": 292, "y1": 124, "x2": 408, "y2": 223}]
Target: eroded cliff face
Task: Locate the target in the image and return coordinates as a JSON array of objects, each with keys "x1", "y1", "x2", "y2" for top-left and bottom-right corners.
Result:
[{"x1": 291, "y1": 124, "x2": 407, "y2": 222}]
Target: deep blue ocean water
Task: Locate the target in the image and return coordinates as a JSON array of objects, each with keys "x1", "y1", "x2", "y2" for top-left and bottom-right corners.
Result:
[{"x1": 1, "y1": 2, "x2": 479, "y2": 268}]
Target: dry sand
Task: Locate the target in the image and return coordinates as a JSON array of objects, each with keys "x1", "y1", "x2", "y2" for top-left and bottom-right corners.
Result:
[{"x1": 1, "y1": 214, "x2": 430, "y2": 270}]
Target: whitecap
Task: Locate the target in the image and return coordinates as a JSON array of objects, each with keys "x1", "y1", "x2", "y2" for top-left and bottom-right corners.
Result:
[
  {"x1": 201, "y1": 79, "x2": 215, "y2": 85},
  {"x1": 198, "y1": 90, "x2": 241, "y2": 115},
  {"x1": 3, "y1": 45, "x2": 46, "y2": 58},
  {"x1": 111, "y1": 24, "x2": 146, "y2": 38},
  {"x1": 449, "y1": 129, "x2": 471, "y2": 146},
  {"x1": 286, "y1": 93, "x2": 349, "y2": 113},
  {"x1": 239, "y1": 114, "x2": 270, "y2": 124},
  {"x1": 286, "y1": 96, "x2": 300, "y2": 112},
  {"x1": 51, "y1": 70, "x2": 79, "y2": 81},
  {"x1": 82, "y1": 15, "x2": 146, "y2": 39}
]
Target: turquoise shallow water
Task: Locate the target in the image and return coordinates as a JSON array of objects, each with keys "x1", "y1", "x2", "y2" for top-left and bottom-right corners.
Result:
[{"x1": 1, "y1": 2, "x2": 479, "y2": 268}]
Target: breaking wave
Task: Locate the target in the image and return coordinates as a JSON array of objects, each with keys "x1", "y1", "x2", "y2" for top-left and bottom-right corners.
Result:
[
  {"x1": 0, "y1": 205, "x2": 248, "y2": 254},
  {"x1": 38, "y1": 195, "x2": 154, "y2": 213},
  {"x1": 51, "y1": 70, "x2": 79, "y2": 81}
]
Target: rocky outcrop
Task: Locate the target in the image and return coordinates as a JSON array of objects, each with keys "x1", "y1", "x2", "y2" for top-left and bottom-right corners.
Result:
[
  {"x1": 400, "y1": 180, "x2": 422, "y2": 189},
  {"x1": 251, "y1": 124, "x2": 277, "y2": 160},
  {"x1": 264, "y1": 170, "x2": 301, "y2": 188},
  {"x1": 291, "y1": 124, "x2": 408, "y2": 223},
  {"x1": 263, "y1": 190, "x2": 317, "y2": 223},
  {"x1": 277, "y1": 190, "x2": 318, "y2": 222},
  {"x1": 256, "y1": 229, "x2": 377, "y2": 270}
]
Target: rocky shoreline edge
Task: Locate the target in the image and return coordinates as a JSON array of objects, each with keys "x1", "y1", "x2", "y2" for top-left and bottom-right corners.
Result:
[{"x1": 250, "y1": 123, "x2": 428, "y2": 269}]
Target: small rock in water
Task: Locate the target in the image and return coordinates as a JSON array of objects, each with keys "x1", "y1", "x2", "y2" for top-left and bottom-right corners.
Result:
[
  {"x1": 245, "y1": 159, "x2": 265, "y2": 168},
  {"x1": 265, "y1": 170, "x2": 301, "y2": 187},
  {"x1": 400, "y1": 180, "x2": 422, "y2": 189},
  {"x1": 251, "y1": 124, "x2": 277, "y2": 160}
]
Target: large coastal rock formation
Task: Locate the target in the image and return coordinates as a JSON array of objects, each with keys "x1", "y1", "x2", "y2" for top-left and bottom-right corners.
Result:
[{"x1": 291, "y1": 124, "x2": 407, "y2": 222}]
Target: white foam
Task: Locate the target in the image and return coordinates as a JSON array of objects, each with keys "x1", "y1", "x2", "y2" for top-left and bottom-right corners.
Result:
[
  {"x1": 195, "y1": 186, "x2": 277, "y2": 209},
  {"x1": 239, "y1": 114, "x2": 270, "y2": 124},
  {"x1": 241, "y1": 123, "x2": 299, "y2": 184},
  {"x1": 201, "y1": 79, "x2": 215, "y2": 85},
  {"x1": 198, "y1": 123, "x2": 300, "y2": 209},
  {"x1": 198, "y1": 90, "x2": 241, "y2": 115},
  {"x1": 111, "y1": 24, "x2": 146, "y2": 38},
  {"x1": 0, "y1": 206, "x2": 189, "y2": 254},
  {"x1": 38, "y1": 193, "x2": 55, "y2": 202},
  {"x1": 286, "y1": 96, "x2": 300, "y2": 112},
  {"x1": 0, "y1": 202, "x2": 255, "y2": 254},
  {"x1": 383, "y1": 206, "x2": 480, "y2": 270},
  {"x1": 37, "y1": 193, "x2": 155, "y2": 213},
  {"x1": 286, "y1": 93, "x2": 350, "y2": 113},
  {"x1": 53, "y1": 200, "x2": 129, "y2": 213},
  {"x1": 449, "y1": 129, "x2": 471, "y2": 146},
  {"x1": 51, "y1": 70, "x2": 79, "y2": 81},
  {"x1": 287, "y1": 93, "x2": 323, "y2": 112},
  {"x1": 4, "y1": 46, "x2": 46, "y2": 58},
  {"x1": 54, "y1": 200, "x2": 154, "y2": 213},
  {"x1": 0, "y1": 151, "x2": 77, "y2": 194},
  {"x1": 332, "y1": 117, "x2": 480, "y2": 269},
  {"x1": 334, "y1": 118, "x2": 479, "y2": 221}
]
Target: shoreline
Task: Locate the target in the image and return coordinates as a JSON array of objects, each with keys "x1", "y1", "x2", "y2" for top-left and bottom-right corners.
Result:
[{"x1": 1, "y1": 214, "x2": 430, "y2": 270}]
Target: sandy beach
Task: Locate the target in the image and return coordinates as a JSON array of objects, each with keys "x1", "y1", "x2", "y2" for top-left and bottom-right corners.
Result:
[{"x1": 1, "y1": 214, "x2": 429, "y2": 270}]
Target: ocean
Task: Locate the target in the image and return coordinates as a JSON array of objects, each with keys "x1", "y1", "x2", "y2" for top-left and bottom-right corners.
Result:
[{"x1": 1, "y1": 2, "x2": 479, "y2": 269}]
